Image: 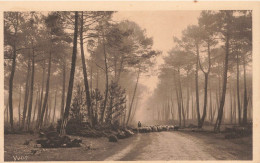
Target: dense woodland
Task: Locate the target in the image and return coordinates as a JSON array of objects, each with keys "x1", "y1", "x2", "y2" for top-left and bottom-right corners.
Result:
[
  {"x1": 4, "y1": 10, "x2": 252, "y2": 134},
  {"x1": 147, "y1": 11, "x2": 252, "y2": 132},
  {"x1": 4, "y1": 11, "x2": 159, "y2": 134}
]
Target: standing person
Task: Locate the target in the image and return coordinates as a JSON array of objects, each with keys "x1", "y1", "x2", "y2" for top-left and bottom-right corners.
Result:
[
  {"x1": 137, "y1": 121, "x2": 141, "y2": 133},
  {"x1": 138, "y1": 121, "x2": 141, "y2": 127}
]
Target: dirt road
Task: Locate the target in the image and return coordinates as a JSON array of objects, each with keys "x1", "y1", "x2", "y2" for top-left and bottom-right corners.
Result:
[
  {"x1": 4, "y1": 131, "x2": 252, "y2": 161},
  {"x1": 105, "y1": 131, "x2": 251, "y2": 161}
]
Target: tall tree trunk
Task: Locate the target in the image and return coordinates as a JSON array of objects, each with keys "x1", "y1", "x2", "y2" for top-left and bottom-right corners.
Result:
[
  {"x1": 242, "y1": 53, "x2": 248, "y2": 125},
  {"x1": 170, "y1": 100, "x2": 174, "y2": 121},
  {"x1": 8, "y1": 12, "x2": 19, "y2": 131},
  {"x1": 22, "y1": 57, "x2": 31, "y2": 130},
  {"x1": 96, "y1": 68, "x2": 99, "y2": 89},
  {"x1": 27, "y1": 48, "x2": 35, "y2": 131},
  {"x1": 48, "y1": 97, "x2": 52, "y2": 125},
  {"x1": 230, "y1": 84, "x2": 233, "y2": 124},
  {"x1": 236, "y1": 52, "x2": 241, "y2": 125},
  {"x1": 37, "y1": 61, "x2": 45, "y2": 125},
  {"x1": 198, "y1": 41, "x2": 211, "y2": 128},
  {"x1": 101, "y1": 24, "x2": 109, "y2": 123},
  {"x1": 32, "y1": 90, "x2": 39, "y2": 124},
  {"x1": 6, "y1": 100, "x2": 9, "y2": 123},
  {"x1": 80, "y1": 11, "x2": 93, "y2": 126},
  {"x1": 130, "y1": 98, "x2": 139, "y2": 124},
  {"x1": 126, "y1": 67, "x2": 141, "y2": 126},
  {"x1": 199, "y1": 73, "x2": 208, "y2": 128},
  {"x1": 60, "y1": 12, "x2": 79, "y2": 135},
  {"x1": 90, "y1": 60, "x2": 93, "y2": 94},
  {"x1": 8, "y1": 51, "x2": 15, "y2": 131},
  {"x1": 18, "y1": 85, "x2": 22, "y2": 128},
  {"x1": 191, "y1": 94, "x2": 194, "y2": 121},
  {"x1": 233, "y1": 89, "x2": 237, "y2": 124},
  {"x1": 195, "y1": 44, "x2": 201, "y2": 127},
  {"x1": 209, "y1": 86, "x2": 213, "y2": 123},
  {"x1": 178, "y1": 68, "x2": 185, "y2": 127},
  {"x1": 44, "y1": 100, "x2": 49, "y2": 127},
  {"x1": 123, "y1": 103, "x2": 127, "y2": 127},
  {"x1": 116, "y1": 57, "x2": 125, "y2": 84},
  {"x1": 60, "y1": 59, "x2": 66, "y2": 119},
  {"x1": 173, "y1": 70, "x2": 181, "y2": 127},
  {"x1": 167, "y1": 98, "x2": 171, "y2": 121},
  {"x1": 248, "y1": 91, "x2": 252, "y2": 121},
  {"x1": 38, "y1": 50, "x2": 52, "y2": 129},
  {"x1": 214, "y1": 11, "x2": 231, "y2": 132},
  {"x1": 52, "y1": 90, "x2": 57, "y2": 123},
  {"x1": 107, "y1": 95, "x2": 114, "y2": 124},
  {"x1": 217, "y1": 62, "x2": 222, "y2": 103},
  {"x1": 186, "y1": 85, "x2": 190, "y2": 120}
]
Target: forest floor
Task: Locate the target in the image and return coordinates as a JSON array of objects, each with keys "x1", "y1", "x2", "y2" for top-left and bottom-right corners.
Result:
[{"x1": 4, "y1": 128, "x2": 252, "y2": 161}]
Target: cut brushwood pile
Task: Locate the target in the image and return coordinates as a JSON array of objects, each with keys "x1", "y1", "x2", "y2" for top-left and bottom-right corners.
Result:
[
  {"x1": 36, "y1": 129, "x2": 82, "y2": 148},
  {"x1": 56, "y1": 120, "x2": 135, "y2": 142},
  {"x1": 224, "y1": 124, "x2": 252, "y2": 139}
]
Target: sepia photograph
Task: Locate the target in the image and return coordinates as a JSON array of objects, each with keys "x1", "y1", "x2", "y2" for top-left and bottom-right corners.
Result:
[{"x1": 2, "y1": 1, "x2": 259, "y2": 162}]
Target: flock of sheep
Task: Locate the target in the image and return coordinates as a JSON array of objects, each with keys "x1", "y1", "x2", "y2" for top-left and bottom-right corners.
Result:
[{"x1": 132, "y1": 125, "x2": 179, "y2": 133}]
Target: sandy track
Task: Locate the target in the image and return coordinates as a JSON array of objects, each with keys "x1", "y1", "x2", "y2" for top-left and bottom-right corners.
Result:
[
  {"x1": 107, "y1": 131, "x2": 242, "y2": 161},
  {"x1": 4, "y1": 131, "x2": 251, "y2": 161}
]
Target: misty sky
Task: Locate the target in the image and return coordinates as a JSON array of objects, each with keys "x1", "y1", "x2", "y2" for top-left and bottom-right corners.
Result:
[
  {"x1": 113, "y1": 11, "x2": 201, "y2": 123},
  {"x1": 113, "y1": 11, "x2": 201, "y2": 91}
]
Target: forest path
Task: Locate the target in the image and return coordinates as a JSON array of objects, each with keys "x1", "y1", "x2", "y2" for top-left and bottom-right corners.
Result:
[
  {"x1": 105, "y1": 131, "x2": 244, "y2": 161},
  {"x1": 4, "y1": 130, "x2": 251, "y2": 161}
]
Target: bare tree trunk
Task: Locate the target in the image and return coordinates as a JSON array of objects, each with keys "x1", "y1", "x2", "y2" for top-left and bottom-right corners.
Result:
[
  {"x1": 212, "y1": 103, "x2": 217, "y2": 123},
  {"x1": 80, "y1": 12, "x2": 93, "y2": 126},
  {"x1": 248, "y1": 90, "x2": 252, "y2": 121},
  {"x1": 60, "y1": 59, "x2": 66, "y2": 119},
  {"x1": 96, "y1": 68, "x2": 99, "y2": 89},
  {"x1": 90, "y1": 60, "x2": 93, "y2": 94},
  {"x1": 198, "y1": 41, "x2": 211, "y2": 128},
  {"x1": 52, "y1": 90, "x2": 57, "y2": 124},
  {"x1": 37, "y1": 61, "x2": 45, "y2": 125},
  {"x1": 22, "y1": 57, "x2": 31, "y2": 130},
  {"x1": 214, "y1": 11, "x2": 231, "y2": 132},
  {"x1": 230, "y1": 84, "x2": 233, "y2": 124},
  {"x1": 167, "y1": 98, "x2": 171, "y2": 121},
  {"x1": 44, "y1": 100, "x2": 49, "y2": 127},
  {"x1": 126, "y1": 67, "x2": 141, "y2": 126},
  {"x1": 8, "y1": 50, "x2": 15, "y2": 131},
  {"x1": 233, "y1": 89, "x2": 237, "y2": 124},
  {"x1": 48, "y1": 97, "x2": 52, "y2": 125},
  {"x1": 217, "y1": 62, "x2": 222, "y2": 103},
  {"x1": 101, "y1": 24, "x2": 109, "y2": 123},
  {"x1": 186, "y1": 73, "x2": 190, "y2": 120},
  {"x1": 8, "y1": 12, "x2": 19, "y2": 131},
  {"x1": 199, "y1": 73, "x2": 209, "y2": 128},
  {"x1": 195, "y1": 44, "x2": 201, "y2": 127},
  {"x1": 236, "y1": 53, "x2": 241, "y2": 125},
  {"x1": 123, "y1": 103, "x2": 127, "y2": 127},
  {"x1": 60, "y1": 12, "x2": 79, "y2": 135},
  {"x1": 27, "y1": 48, "x2": 35, "y2": 131},
  {"x1": 178, "y1": 68, "x2": 185, "y2": 127},
  {"x1": 242, "y1": 53, "x2": 248, "y2": 125},
  {"x1": 209, "y1": 86, "x2": 213, "y2": 123},
  {"x1": 129, "y1": 96, "x2": 139, "y2": 124},
  {"x1": 173, "y1": 70, "x2": 181, "y2": 127},
  {"x1": 32, "y1": 90, "x2": 39, "y2": 125},
  {"x1": 5, "y1": 99, "x2": 9, "y2": 124},
  {"x1": 38, "y1": 50, "x2": 52, "y2": 129},
  {"x1": 116, "y1": 57, "x2": 125, "y2": 84},
  {"x1": 170, "y1": 100, "x2": 174, "y2": 122},
  {"x1": 191, "y1": 94, "x2": 194, "y2": 121},
  {"x1": 18, "y1": 85, "x2": 22, "y2": 128}
]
